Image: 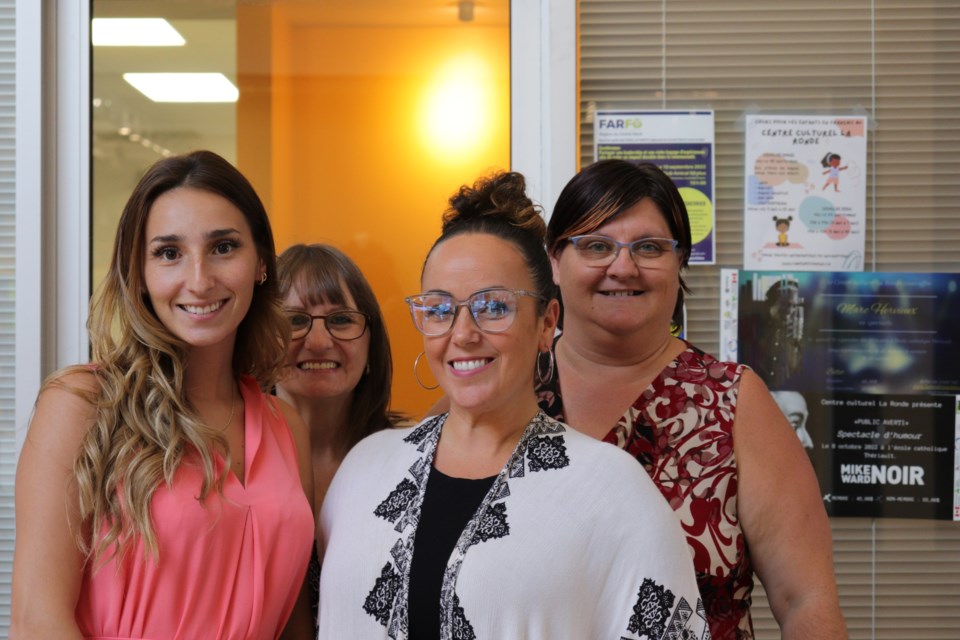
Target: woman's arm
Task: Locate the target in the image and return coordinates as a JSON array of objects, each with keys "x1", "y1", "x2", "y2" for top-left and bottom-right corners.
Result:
[
  {"x1": 11, "y1": 371, "x2": 98, "y2": 639},
  {"x1": 276, "y1": 398, "x2": 316, "y2": 640},
  {"x1": 734, "y1": 370, "x2": 848, "y2": 639}
]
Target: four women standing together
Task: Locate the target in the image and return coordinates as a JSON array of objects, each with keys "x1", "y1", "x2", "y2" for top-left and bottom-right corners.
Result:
[{"x1": 11, "y1": 151, "x2": 845, "y2": 639}]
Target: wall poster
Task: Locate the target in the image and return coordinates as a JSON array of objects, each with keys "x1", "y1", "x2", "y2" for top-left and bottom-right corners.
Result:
[
  {"x1": 734, "y1": 270, "x2": 959, "y2": 520},
  {"x1": 594, "y1": 110, "x2": 716, "y2": 264},
  {"x1": 743, "y1": 114, "x2": 867, "y2": 272}
]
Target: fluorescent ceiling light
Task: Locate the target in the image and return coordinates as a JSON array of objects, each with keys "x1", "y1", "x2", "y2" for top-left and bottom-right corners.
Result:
[
  {"x1": 123, "y1": 73, "x2": 239, "y2": 103},
  {"x1": 92, "y1": 18, "x2": 185, "y2": 47}
]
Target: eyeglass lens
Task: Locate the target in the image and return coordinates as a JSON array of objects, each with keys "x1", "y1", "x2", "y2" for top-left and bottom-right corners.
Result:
[
  {"x1": 572, "y1": 235, "x2": 676, "y2": 265},
  {"x1": 408, "y1": 289, "x2": 520, "y2": 336},
  {"x1": 288, "y1": 310, "x2": 367, "y2": 340}
]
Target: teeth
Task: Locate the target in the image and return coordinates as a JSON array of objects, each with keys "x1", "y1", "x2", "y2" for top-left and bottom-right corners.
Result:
[
  {"x1": 603, "y1": 291, "x2": 637, "y2": 297},
  {"x1": 182, "y1": 300, "x2": 225, "y2": 314},
  {"x1": 300, "y1": 361, "x2": 338, "y2": 370},
  {"x1": 452, "y1": 359, "x2": 489, "y2": 371}
]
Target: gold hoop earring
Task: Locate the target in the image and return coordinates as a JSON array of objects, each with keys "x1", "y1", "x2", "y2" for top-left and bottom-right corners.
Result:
[
  {"x1": 535, "y1": 348, "x2": 555, "y2": 386},
  {"x1": 414, "y1": 351, "x2": 439, "y2": 391}
]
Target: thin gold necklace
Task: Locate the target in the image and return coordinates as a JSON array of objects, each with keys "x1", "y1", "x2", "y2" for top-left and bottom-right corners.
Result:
[{"x1": 216, "y1": 389, "x2": 237, "y2": 431}]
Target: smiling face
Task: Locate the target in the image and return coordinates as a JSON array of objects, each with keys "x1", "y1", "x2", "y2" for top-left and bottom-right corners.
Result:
[
  {"x1": 142, "y1": 186, "x2": 263, "y2": 358},
  {"x1": 421, "y1": 233, "x2": 556, "y2": 420},
  {"x1": 551, "y1": 197, "x2": 680, "y2": 338},
  {"x1": 279, "y1": 281, "x2": 371, "y2": 405}
]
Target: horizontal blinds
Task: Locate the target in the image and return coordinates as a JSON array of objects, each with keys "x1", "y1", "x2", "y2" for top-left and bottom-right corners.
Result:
[
  {"x1": 579, "y1": 1, "x2": 960, "y2": 638},
  {"x1": 873, "y1": 5, "x2": 960, "y2": 272},
  {"x1": 0, "y1": 0, "x2": 13, "y2": 634}
]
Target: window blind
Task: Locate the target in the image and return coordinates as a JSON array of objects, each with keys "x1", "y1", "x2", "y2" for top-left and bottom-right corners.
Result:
[
  {"x1": 579, "y1": 1, "x2": 960, "y2": 638},
  {"x1": 0, "y1": 0, "x2": 14, "y2": 633}
]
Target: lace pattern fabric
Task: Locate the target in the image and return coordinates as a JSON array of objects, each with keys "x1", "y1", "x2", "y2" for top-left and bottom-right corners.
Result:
[{"x1": 317, "y1": 411, "x2": 711, "y2": 639}]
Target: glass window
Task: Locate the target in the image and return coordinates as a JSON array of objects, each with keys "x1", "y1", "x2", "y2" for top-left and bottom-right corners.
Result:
[{"x1": 92, "y1": 0, "x2": 510, "y2": 417}]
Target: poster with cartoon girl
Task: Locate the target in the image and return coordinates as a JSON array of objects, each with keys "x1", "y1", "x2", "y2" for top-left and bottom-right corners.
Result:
[
  {"x1": 774, "y1": 215, "x2": 793, "y2": 246},
  {"x1": 743, "y1": 114, "x2": 867, "y2": 271},
  {"x1": 821, "y1": 152, "x2": 848, "y2": 192}
]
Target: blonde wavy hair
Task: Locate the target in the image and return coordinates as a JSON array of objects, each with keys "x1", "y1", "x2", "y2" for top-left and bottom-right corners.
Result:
[{"x1": 49, "y1": 150, "x2": 289, "y2": 564}]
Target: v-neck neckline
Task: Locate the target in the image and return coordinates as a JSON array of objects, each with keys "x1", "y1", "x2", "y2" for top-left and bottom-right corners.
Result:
[{"x1": 221, "y1": 376, "x2": 262, "y2": 491}]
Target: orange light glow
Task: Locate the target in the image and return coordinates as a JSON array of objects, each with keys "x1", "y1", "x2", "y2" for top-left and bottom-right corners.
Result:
[
  {"x1": 237, "y1": 6, "x2": 510, "y2": 417},
  {"x1": 420, "y1": 54, "x2": 500, "y2": 157}
]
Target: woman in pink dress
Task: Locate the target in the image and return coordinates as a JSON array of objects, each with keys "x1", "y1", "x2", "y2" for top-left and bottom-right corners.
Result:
[{"x1": 11, "y1": 150, "x2": 315, "y2": 639}]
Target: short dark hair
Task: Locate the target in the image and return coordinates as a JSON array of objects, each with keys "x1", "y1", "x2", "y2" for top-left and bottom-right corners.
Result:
[{"x1": 547, "y1": 160, "x2": 692, "y2": 328}]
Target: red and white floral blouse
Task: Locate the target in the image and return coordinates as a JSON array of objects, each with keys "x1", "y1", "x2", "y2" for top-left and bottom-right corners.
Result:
[{"x1": 537, "y1": 338, "x2": 755, "y2": 640}]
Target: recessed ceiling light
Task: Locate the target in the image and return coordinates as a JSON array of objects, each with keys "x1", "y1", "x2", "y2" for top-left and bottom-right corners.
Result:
[
  {"x1": 123, "y1": 73, "x2": 239, "y2": 103},
  {"x1": 92, "y1": 18, "x2": 185, "y2": 47}
]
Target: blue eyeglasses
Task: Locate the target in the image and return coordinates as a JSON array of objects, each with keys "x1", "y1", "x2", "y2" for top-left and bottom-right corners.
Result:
[
  {"x1": 569, "y1": 235, "x2": 679, "y2": 267},
  {"x1": 405, "y1": 287, "x2": 544, "y2": 337}
]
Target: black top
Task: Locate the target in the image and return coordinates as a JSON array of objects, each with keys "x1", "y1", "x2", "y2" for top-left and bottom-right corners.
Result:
[
  {"x1": 307, "y1": 545, "x2": 321, "y2": 635},
  {"x1": 407, "y1": 466, "x2": 497, "y2": 639}
]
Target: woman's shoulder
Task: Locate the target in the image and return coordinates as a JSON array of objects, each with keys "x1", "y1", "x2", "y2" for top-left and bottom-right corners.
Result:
[
  {"x1": 545, "y1": 417, "x2": 679, "y2": 518},
  {"x1": 27, "y1": 365, "x2": 103, "y2": 464},
  {"x1": 325, "y1": 419, "x2": 433, "y2": 512},
  {"x1": 343, "y1": 416, "x2": 435, "y2": 463},
  {"x1": 676, "y1": 339, "x2": 748, "y2": 378},
  {"x1": 546, "y1": 415, "x2": 645, "y2": 476},
  {"x1": 38, "y1": 364, "x2": 102, "y2": 408},
  {"x1": 678, "y1": 339, "x2": 728, "y2": 365}
]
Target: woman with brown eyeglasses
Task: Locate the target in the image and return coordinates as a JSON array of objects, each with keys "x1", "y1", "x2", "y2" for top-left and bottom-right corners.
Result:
[{"x1": 275, "y1": 243, "x2": 405, "y2": 627}]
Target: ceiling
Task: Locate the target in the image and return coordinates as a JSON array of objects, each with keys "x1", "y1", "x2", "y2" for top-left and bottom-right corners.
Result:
[{"x1": 92, "y1": 0, "x2": 509, "y2": 162}]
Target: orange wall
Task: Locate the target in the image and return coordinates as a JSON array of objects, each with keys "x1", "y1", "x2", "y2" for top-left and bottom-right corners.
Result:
[{"x1": 238, "y1": 8, "x2": 510, "y2": 417}]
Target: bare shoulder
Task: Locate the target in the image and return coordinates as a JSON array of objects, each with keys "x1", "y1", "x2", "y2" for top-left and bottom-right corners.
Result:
[
  {"x1": 734, "y1": 368, "x2": 792, "y2": 438},
  {"x1": 26, "y1": 367, "x2": 101, "y2": 461},
  {"x1": 736, "y1": 366, "x2": 771, "y2": 401},
  {"x1": 39, "y1": 366, "x2": 101, "y2": 404},
  {"x1": 13, "y1": 366, "x2": 102, "y2": 637}
]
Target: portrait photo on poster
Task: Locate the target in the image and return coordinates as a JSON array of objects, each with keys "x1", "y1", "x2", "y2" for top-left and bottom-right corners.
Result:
[{"x1": 737, "y1": 269, "x2": 960, "y2": 520}]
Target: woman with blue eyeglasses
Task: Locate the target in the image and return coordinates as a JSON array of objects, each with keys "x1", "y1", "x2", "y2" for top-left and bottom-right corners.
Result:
[
  {"x1": 540, "y1": 159, "x2": 846, "y2": 639},
  {"x1": 315, "y1": 170, "x2": 707, "y2": 638}
]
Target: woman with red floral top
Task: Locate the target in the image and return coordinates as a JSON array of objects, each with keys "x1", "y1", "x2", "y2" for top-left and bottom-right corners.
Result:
[{"x1": 537, "y1": 159, "x2": 847, "y2": 640}]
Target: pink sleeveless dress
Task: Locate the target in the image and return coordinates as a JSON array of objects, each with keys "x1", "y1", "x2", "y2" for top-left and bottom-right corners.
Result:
[{"x1": 76, "y1": 375, "x2": 314, "y2": 640}]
